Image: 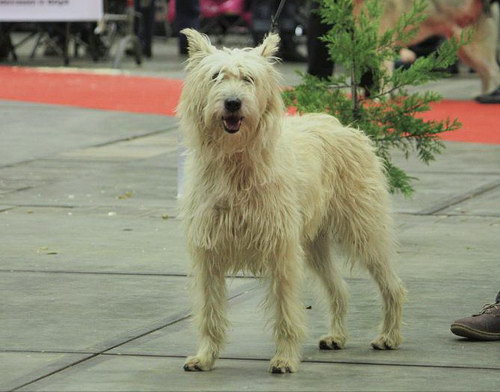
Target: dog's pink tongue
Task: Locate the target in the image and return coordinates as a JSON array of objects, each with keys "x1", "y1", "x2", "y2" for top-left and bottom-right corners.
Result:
[{"x1": 224, "y1": 117, "x2": 242, "y2": 131}]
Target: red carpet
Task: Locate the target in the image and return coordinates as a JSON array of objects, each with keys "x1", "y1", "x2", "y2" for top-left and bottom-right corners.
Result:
[
  {"x1": 0, "y1": 66, "x2": 183, "y2": 117},
  {"x1": 1, "y1": 66, "x2": 498, "y2": 144},
  {"x1": 419, "y1": 100, "x2": 499, "y2": 144}
]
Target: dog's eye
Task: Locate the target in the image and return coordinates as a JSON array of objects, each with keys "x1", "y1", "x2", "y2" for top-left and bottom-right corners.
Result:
[
  {"x1": 243, "y1": 75, "x2": 254, "y2": 84},
  {"x1": 212, "y1": 72, "x2": 220, "y2": 81}
]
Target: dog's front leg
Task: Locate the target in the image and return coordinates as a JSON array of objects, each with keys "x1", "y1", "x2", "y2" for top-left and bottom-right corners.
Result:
[
  {"x1": 184, "y1": 250, "x2": 228, "y2": 372},
  {"x1": 266, "y1": 243, "x2": 307, "y2": 374}
]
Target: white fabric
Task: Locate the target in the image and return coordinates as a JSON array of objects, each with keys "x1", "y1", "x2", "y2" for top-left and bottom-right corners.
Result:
[{"x1": 0, "y1": 0, "x2": 103, "y2": 22}]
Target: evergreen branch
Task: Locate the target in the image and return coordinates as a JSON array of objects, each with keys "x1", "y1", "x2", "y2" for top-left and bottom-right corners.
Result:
[{"x1": 285, "y1": 0, "x2": 461, "y2": 195}]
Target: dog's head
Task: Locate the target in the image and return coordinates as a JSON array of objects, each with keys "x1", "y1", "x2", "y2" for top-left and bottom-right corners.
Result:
[{"x1": 178, "y1": 29, "x2": 283, "y2": 154}]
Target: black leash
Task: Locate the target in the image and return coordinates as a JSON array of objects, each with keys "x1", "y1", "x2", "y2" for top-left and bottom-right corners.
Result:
[{"x1": 270, "y1": 0, "x2": 288, "y2": 33}]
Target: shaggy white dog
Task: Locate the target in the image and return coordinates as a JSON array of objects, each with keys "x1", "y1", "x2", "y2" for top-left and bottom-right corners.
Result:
[{"x1": 178, "y1": 29, "x2": 406, "y2": 374}]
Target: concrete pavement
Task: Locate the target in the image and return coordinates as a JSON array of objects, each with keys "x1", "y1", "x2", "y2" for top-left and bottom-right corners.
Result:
[{"x1": 1, "y1": 36, "x2": 499, "y2": 391}]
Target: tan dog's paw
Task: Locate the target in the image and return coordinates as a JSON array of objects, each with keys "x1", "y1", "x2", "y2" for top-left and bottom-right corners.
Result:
[
  {"x1": 269, "y1": 356, "x2": 298, "y2": 374},
  {"x1": 319, "y1": 335, "x2": 346, "y2": 350},
  {"x1": 371, "y1": 333, "x2": 402, "y2": 350},
  {"x1": 183, "y1": 355, "x2": 214, "y2": 371}
]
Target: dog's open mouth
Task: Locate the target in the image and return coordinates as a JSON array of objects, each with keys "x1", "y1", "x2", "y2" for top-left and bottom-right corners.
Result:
[{"x1": 222, "y1": 115, "x2": 243, "y2": 134}]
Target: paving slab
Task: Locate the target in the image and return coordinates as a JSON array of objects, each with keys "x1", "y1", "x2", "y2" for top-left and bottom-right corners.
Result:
[
  {"x1": 391, "y1": 172, "x2": 500, "y2": 214},
  {"x1": 440, "y1": 185, "x2": 500, "y2": 216},
  {"x1": 0, "y1": 130, "x2": 181, "y2": 212},
  {"x1": 58, "y1": 133, "x2": 178, "y2": 162},
  {"x1": 1, "y1": 156, "x2": 497, "y2": 218},
  {"x1": 0, "y1": 352, "x2": 90, "y2": 392},
  {"x1": 0, "y1": 168, "x2": 53, "y2": 199},
  {"x1": 391, "y1": 141, "x2": 500, "y2": 175},
  {"x1": 1, "y1": 210, "x2": 498, "y2": 279},
  {"x1": 396, "y1": 215, "x2": 500, "y2": 280},
  {"x1": 0, "y1": 101, "x2": 174, "y2": 167},
  {"x1": 382, "y1": 141, "x2": 500, "y2": 213},
  {"x1": 0, "y1": 155, "x2": 178, "y2": 214},
  {"x1": 19, "y1": 353, "x2": 500, "y2": 392},
  {"x1": 108, "y1": 277, "x2": 499, "y2": 369},
  {"x1": 0, "y1": 210, "x2": 493, "y2": 277},
  {"x1": 2, "y1": 124, "x2": 498, "y2": 217},
  {"x1": 0, "y1": 207, "x2": 186, "y2": 274},
  {"x1": 0, "y1": 271, "x2": 253, "y2": 353}
]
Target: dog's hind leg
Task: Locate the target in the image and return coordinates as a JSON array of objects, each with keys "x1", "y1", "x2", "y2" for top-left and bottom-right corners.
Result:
[
  {"x1": 352, "y1": 222, "x2": 406, "y2": 350},
  {"x1": 265, "y1": 243, "x2": 307, "y2": 374},
  {"x1": 304, "y1": 233, "x2": 349, "y2": 350},
  {"x1": 364, "y1": 243, "x2": 406, "y2": 350},
  {"x1": 184, "y1": 250, "x2": 228, "y2": 372},
  {"x1": 340, "y1": 203, "x2": 406, "y2": 350}
]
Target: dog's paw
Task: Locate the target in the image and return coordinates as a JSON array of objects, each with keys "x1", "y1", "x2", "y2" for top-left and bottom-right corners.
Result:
[
  {"x1": 371, "y1": 333, "x2": 402, "y2": 350},
  {"x1": 269, "y1": 356, "x2": 298, "y2": 374},
  {"x1": 319, "y1": 335, "x2": 346, "y2": 350},
  {"x1": 183, "y1": 355, "x2": 214, "y2": 372}
]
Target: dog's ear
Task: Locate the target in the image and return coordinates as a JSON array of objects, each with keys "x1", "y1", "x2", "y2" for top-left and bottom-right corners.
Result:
[
  {"x1": 255, "y1": 33, "x2": 280, "y2": 58},
  {"x1": 181, "y1": 28, "x2": 215, "y2": 60}
]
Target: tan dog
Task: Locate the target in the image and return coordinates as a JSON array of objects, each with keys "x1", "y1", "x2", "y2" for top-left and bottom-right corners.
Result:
[
  {"x1": 376, "y1": 0, "x2": 500, "y2": 99},
  {"x1": 178, "y1": 29, "x2": 406, "y2": 374}
]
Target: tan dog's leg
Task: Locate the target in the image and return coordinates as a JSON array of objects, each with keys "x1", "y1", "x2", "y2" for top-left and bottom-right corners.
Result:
[
  {"x1": 305, "y1": 233, "x2": 349, "y2": 350},
  {"x1": 338, "y1": 197, "x2": 406, "y2": 349},
  {"x1": 184, "y1": 250, "x2": 228, "y2": 371},
  {"x1": 457, "y1": 8, "x2": 500, "y2": 94},
  {"x1": 365, "y1": 248, "x2": 406, "y2": 350},
  {"x1": 266, "y1": 243, "x2": 307, "y2": 374}
]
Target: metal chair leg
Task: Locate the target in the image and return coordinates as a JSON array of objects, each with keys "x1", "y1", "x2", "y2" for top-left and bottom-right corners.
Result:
[
  {"x1": 30, "y1": 28, "x2": 44, "y2": 59},
  {"x1": 63, "y1": 22, "x2": 70, "y2": 66}
]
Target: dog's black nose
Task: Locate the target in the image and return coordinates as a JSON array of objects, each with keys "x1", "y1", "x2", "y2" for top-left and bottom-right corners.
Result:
[{"x1": 224, "y1": 98, "x2": 241, "y2": 112}]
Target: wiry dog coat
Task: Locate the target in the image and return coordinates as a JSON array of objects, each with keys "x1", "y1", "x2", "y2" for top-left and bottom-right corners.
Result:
[{"x1": 178, "y1": 29, "x2": 406, "y2": 374}]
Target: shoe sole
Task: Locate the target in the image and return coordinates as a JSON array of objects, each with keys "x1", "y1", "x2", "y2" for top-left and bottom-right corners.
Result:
[
  {"x1": 474, "y1": 98, "x2": 500, "y2": 104},
  {"x1": 450, "y1": 323, "x2": 500, "y2": 341}
]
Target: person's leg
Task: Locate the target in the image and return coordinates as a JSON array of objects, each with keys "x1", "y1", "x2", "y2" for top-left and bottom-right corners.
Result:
[
  {"x1": 142, "y1": 0, "x2": 156, "y2": 57},
  {"x1": 467, "y1": 3, "x2": 500, "y2": 102},
  {"x1": 250, "y1": 0, "x2": 273, "y2": 45},
  {"x1": 0, "y1": 23, "x2": 13, "y2": 60},
  {"x1": 307, "y1": 1, "x2": 334, "y2": 78},
  {"x1": 176, "y1": 0, "x2": 200, "y2": 54},
  {"x1": 134, "y1": 0, "x2": 156, "y2": 57},
  {"x1": 277, "y1": 0, "x2": 305, "y2": 62}
]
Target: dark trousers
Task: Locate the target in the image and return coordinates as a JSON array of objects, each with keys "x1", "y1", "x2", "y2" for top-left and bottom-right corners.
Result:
[
  {"x1": 175, "y1": 0, "x2": 200, "y2": 54},
  {"x1": 0, "y1": 23, "x2": 12, "y2": 60},
  {"x1": 251, "y1": 0, "x2": 298, "y2": 35},
  {"x1": 306, "y1": 2, "x2": 374, "y2": 92},
  {"x1": 134, "y1": 0, "x2": 156, "y2": 57},
  {"x1": 307, "y1": 1, "x2": 333, "y2": 78},
  {"x1": 250, "y1": 0, "x2": 301, "y2": 47}
]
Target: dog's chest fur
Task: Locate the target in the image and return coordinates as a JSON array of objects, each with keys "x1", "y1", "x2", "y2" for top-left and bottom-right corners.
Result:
[{"x1": 184, "y1": 157, "x2": 300, "y2": 262}]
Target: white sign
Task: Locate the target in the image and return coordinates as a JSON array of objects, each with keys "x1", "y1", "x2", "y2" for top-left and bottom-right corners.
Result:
[{"x1": 0, "y1": 0, "x2": 104, "y2": 21}]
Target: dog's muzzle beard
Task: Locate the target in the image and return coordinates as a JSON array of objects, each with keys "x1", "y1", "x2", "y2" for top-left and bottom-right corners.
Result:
[{"x1": 222, "y1": 114, "x2": 244, "y2": 134}]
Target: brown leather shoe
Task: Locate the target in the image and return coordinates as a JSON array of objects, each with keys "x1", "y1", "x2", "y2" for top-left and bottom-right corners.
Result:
[{"x1": 451, "y1": 302, "x2": 500, "y2": 341}]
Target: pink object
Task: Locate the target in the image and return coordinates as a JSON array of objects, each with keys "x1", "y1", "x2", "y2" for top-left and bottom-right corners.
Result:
[{"x1": 168, "y1": 0, "x2": 251, "y2": 25}]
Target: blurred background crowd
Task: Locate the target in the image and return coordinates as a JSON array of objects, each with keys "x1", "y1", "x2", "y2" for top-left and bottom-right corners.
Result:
[{"x1": 0, "y1": 0, "x2": 465, "y2": 76}]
